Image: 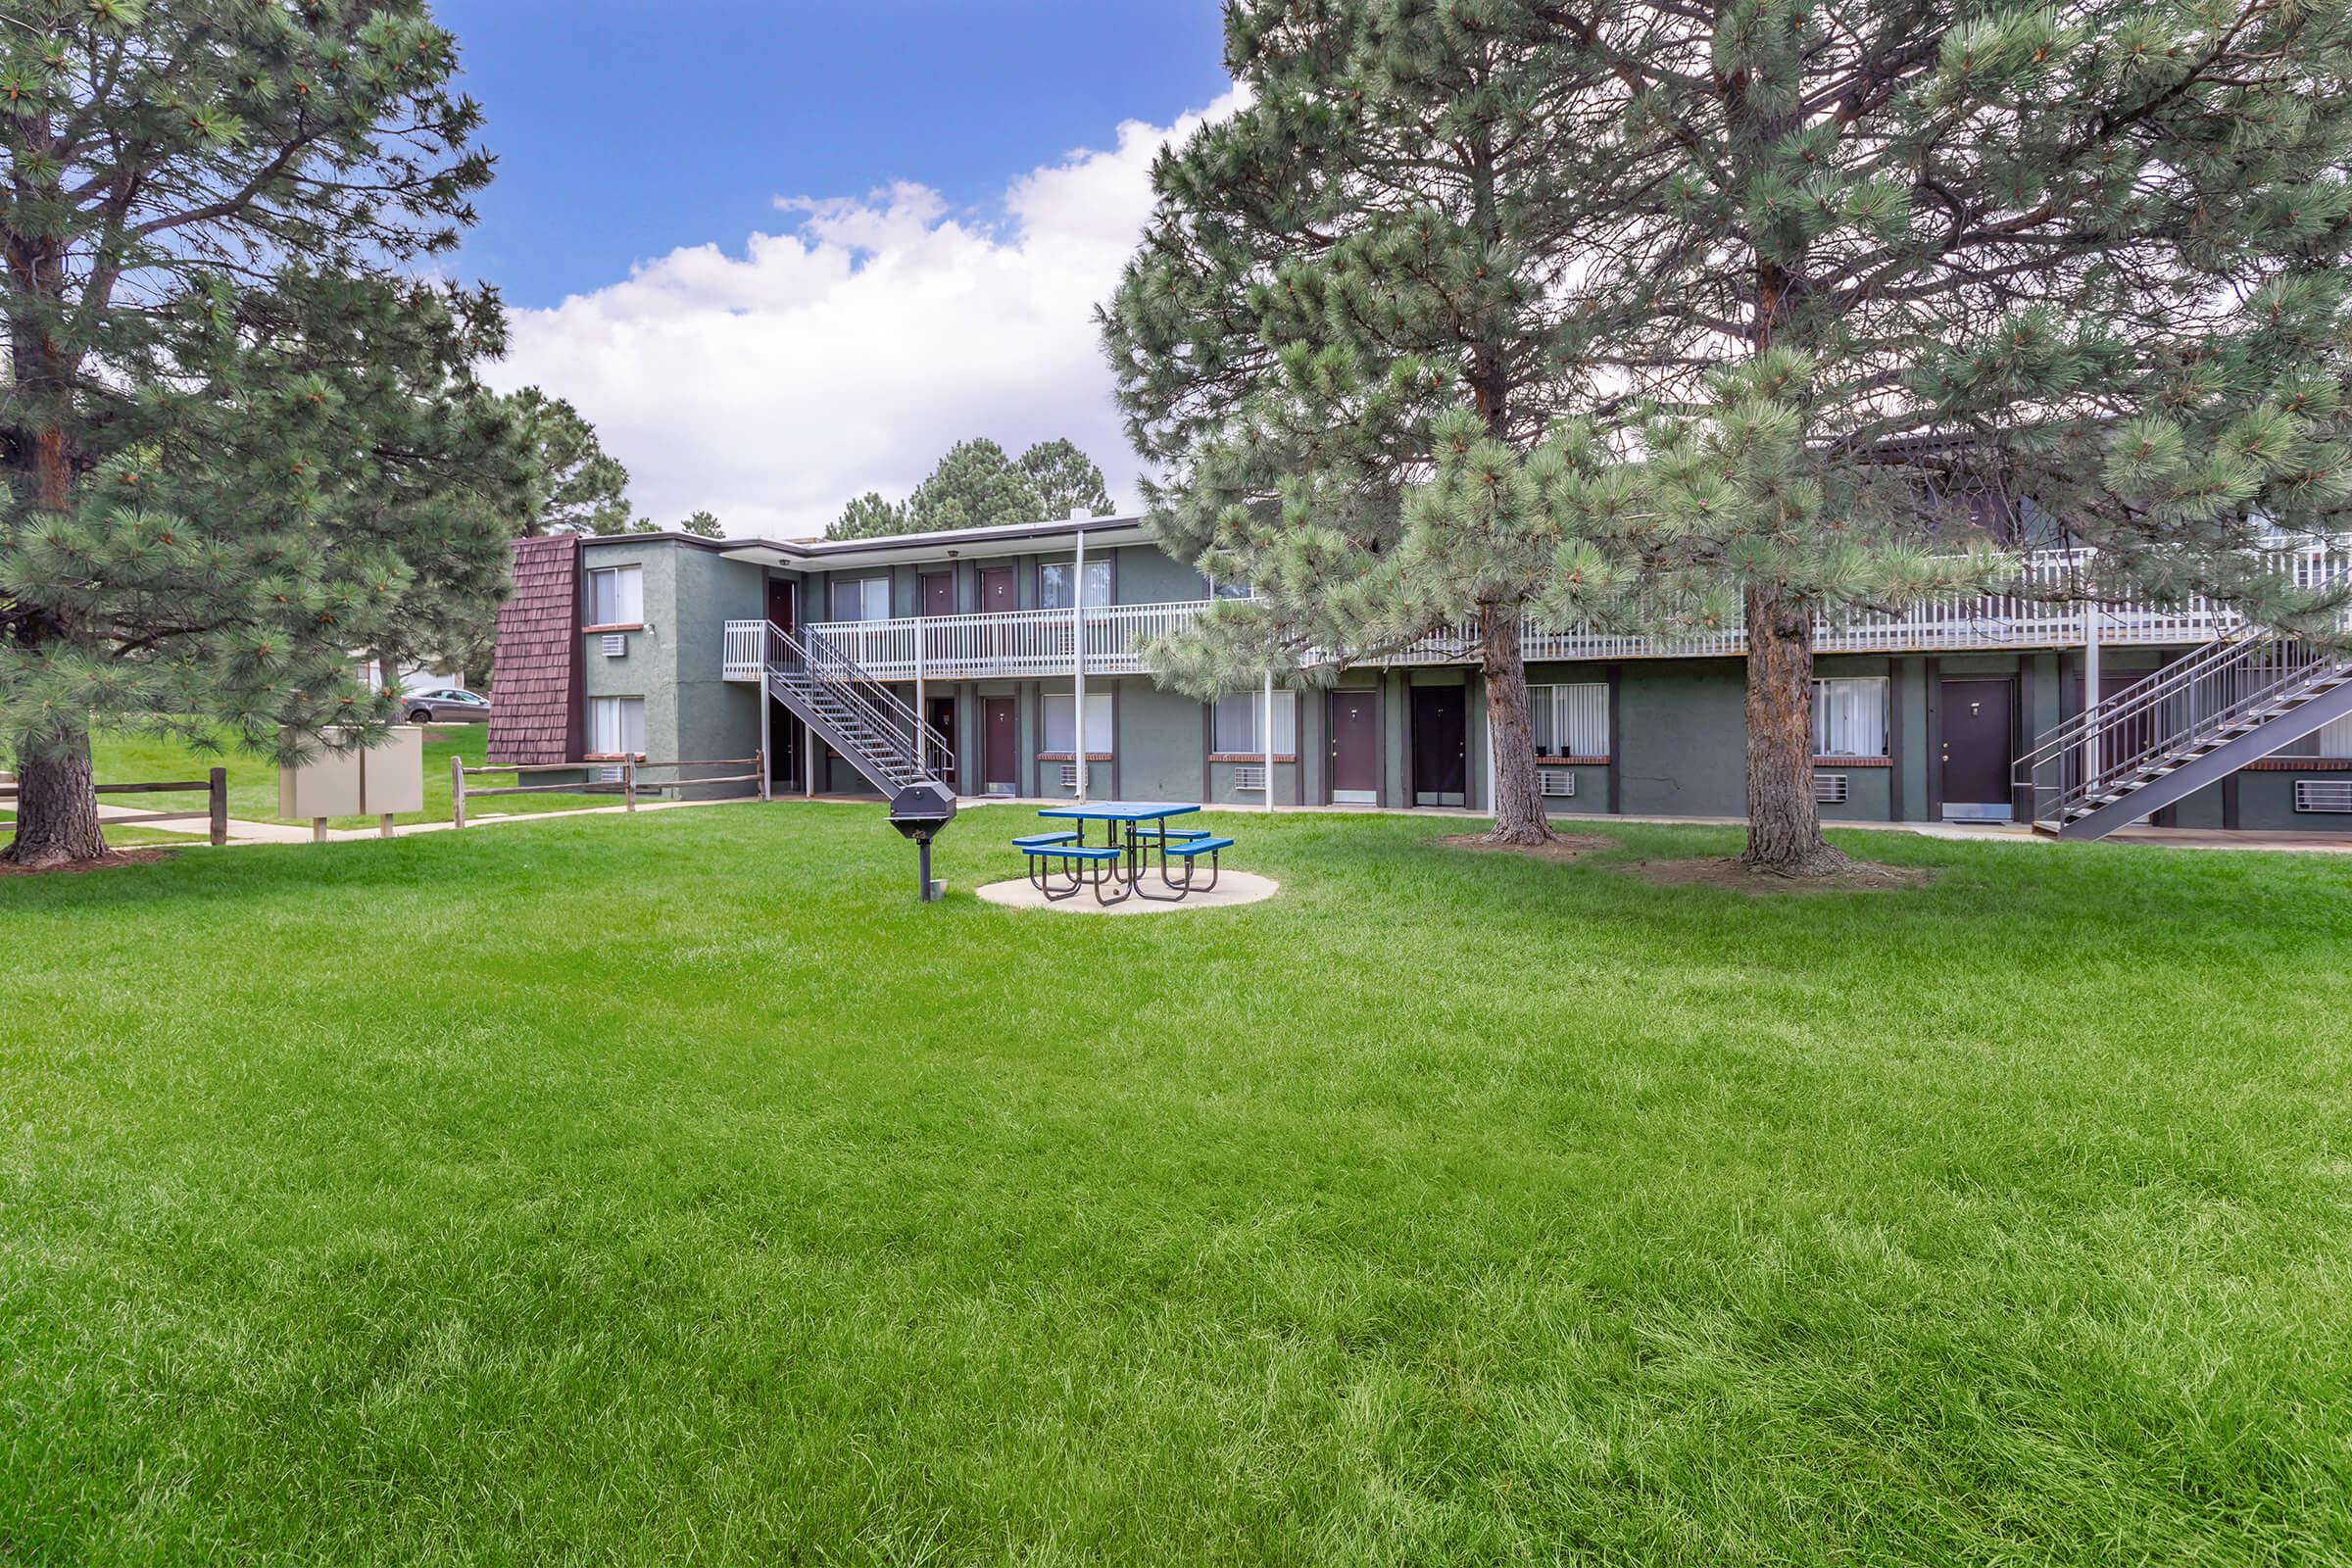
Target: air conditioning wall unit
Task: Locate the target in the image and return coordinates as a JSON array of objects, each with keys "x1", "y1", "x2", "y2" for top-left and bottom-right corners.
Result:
[
  {"x1": 2295, "y1": 779, "x2": 2352, "y2": 812},
  {"x1": 1814, "y1": 773, "x2": 1849, "y2": 805},
  {"x1": 1233, "y1": 763, "x2": 1267, "y2": 792},
  {"x1": 1538, "y1": 768, "x2": 1576, "y2": 798},
  {"x1": 600, "y1": 632, "x2": 627, "y2": 658}
]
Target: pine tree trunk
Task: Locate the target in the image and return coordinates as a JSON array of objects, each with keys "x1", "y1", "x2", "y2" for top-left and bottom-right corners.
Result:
[
  {"x1": 1740, "y1": 584, "x2": 1852, "y2": 876},
  {"x1": 1480, "y1": 600, "x2": 1556, "y2": 845},
  {"x1": 5, "y1": 730, "x2": 109, "y2": 867}
]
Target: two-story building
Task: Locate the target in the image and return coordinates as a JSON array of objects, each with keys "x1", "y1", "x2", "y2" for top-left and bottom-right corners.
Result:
[{"x1": 485, "y1": 514, "x2": 2352, "y2": 836}]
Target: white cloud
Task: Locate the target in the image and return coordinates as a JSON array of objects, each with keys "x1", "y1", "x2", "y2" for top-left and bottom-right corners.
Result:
[{"x1": 491, "y1": 91, "x2": 1245, "y2": 539}]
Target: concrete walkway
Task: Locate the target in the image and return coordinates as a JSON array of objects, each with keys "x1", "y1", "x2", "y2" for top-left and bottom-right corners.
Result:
[
  {"x1": 95, "y1": 792, "x2": 763, "y2": 847},
  {"x1": 86, "y1": 790, "x2": 2352, "y2": 857}
]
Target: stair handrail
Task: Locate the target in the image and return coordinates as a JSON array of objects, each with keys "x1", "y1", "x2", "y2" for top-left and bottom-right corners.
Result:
[
  {"x1": 2017, "y1": 627, "x2": 2347, "y2": 822},
  {"x1": 764, "y1": 620, "x2": 951, "y2": 780}
]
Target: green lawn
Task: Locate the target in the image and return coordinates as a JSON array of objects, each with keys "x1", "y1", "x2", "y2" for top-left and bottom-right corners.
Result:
[
  {"x1": 73, "y1": 724, "x2": 616, "y2": 829},
  {"x1": 4, "y1": 807, "x2": 2349, "y2": 1564}
]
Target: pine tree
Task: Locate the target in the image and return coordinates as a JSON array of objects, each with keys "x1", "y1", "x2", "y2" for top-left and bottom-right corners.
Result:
[
  {"x1": 677, "y1": 509, "x2": 722, "y2": 539},
  {"x1": 1017, "y1": 438, "x2": 1115, "y2": 519},
  {"x1": 1101, "y1": 1, "x2": 1634, "y2": 843},
  {"x1": 508, "y1": 388, "x2": 632, "y2": 537},
  {"x1": 905, "y1": 438, "x2": 1045, "y2": 533},
  {"x1": 826, "y1": 437, "x2": 1116, "y2": 539},
  {"x1": 828, "y1": 490, "x2": 908, "y2": 540},
  {"x1": 0, "y1": 0, "x2": 498, "y2": 866},
  {"x1": 1558, "y1": 0, "x2": 2352, "y2": 873}
]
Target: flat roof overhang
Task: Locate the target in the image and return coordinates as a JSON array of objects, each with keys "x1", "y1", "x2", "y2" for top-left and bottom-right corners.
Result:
[{"x1": 705, "y1": 513, "x2": 1156, "y2": 574}]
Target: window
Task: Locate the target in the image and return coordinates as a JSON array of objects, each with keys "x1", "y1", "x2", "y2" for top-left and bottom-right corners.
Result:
[
  {"x1": 1043, "y1": 690, "x2": 1115, "y2": 756},
  {"x1": 1212, "y1": 690, "x2": 1298, "y2": 757},
  {"x1": 828, "y1": 576, "x2": 891, "y2": 622},
  {"x1": 2318, "y1": 711, "x2": 2352, "y2": 759},
  {"x1": 585, "y1": 564, "x2": 643, "y2": 627},
  {"x1": 588, "y1": 696, "x2": 646, "y2": 758},
  {"x1": 1813, "y1": 676, "x2": 1889, "y2": 758},
  {"x1": 1039, "y1": 560, "x2": 1112, "y2": 610},
  {"x1": 1530, "y1": 683, "x2": 1608, "y2": 758}
]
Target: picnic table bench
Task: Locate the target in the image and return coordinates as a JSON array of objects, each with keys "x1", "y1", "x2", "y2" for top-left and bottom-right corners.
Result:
[{"x1": 1015, "y1": 802, "x2": 1238, "y2": 905}]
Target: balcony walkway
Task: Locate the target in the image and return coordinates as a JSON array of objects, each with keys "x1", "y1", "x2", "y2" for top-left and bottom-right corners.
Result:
[{"x1": 724, "y1": 545, "x2": 2350, "y2": 685}]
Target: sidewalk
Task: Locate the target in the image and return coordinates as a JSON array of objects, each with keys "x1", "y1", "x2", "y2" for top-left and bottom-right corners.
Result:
[
  {"x1": 95, "y1": 791, "x2": 2352, "y2": 857},
  {"x1": 96, "y1": 792, "x2": 763, "y2": 846}
]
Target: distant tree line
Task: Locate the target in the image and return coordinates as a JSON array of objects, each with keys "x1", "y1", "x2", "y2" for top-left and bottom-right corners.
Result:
[{"x1": 829, "y1": 437, "x2": 1116, "y2": 540}]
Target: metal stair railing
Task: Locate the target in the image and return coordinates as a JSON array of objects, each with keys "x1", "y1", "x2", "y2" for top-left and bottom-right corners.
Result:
[
  {"x1": 2017, "y1": 629, "x2": 2352, "y2": 828},
  {"x1": 763, "y1": 620, "x2": 950, "y2": 791}
]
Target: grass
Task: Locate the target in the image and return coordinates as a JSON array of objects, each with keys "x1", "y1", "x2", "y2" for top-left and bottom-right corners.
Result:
[
  {"x1": 3, "y1": 806, "x2": 2349, "y2": 1564},
  {"x1": 70, "y1": 724, "x2": 614, "y2": 829}
]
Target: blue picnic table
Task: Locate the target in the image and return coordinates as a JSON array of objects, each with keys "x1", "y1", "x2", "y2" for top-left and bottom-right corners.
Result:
[{"x1": 1020, "y1": 801, "x2": 1232, "y2": 905}]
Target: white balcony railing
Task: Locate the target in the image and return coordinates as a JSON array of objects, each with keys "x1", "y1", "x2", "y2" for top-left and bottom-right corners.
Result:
[{"x1": 721, "y1": 544, "x2": 2351, "y2": 683}]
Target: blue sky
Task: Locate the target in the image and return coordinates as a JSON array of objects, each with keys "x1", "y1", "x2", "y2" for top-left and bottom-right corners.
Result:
[{"x1": 438, "y1": 1, "x2": 1232, "y2": 311}]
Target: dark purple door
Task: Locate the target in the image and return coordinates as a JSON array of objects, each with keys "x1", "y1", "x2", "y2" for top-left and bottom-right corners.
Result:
[
  {"x1": 1329, "y1": 690, "x2": 1380, "y2": 800},
  {"x1": 2099, "y1": 671, "x2": 2157, "y2": 770},
  {"x1": 984, "y1": 698, "x2": 1017, "y2": 793},
  {"x1": 1940, "y1": 679, "x2": 2013, "y2": 806},
  {"x1": 1411, "y1": 685, "x2": 1466, "y2": 798},
  {"x1": 921, "y1": 572, "x2": 955, "y2": 617},
  {"x1": 766, "y1": 576, "x2": 795, "y2": 631},
  {"x1": 979, "y1": 568, "x2": 1014, "y2": 614},
  {"x1": 927, "y1": 696, "x2": 957, "y2": 786}
]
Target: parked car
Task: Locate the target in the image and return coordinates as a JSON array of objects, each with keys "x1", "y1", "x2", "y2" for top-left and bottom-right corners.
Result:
[{"x1": 404, "y1": 688, "x2": 493, "y2": 724}]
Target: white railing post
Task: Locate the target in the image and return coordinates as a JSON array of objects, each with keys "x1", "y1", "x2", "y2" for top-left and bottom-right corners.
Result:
[
  {"x1": 1073, "y1": 527, "x2": 1088, "y2": 801},
  {"x1": 1263, "y1": 668, "x2": 1275, "y2": 814},
  {"x1": 2083, "y1": 600, "x2": 2103, "y2": 784}
]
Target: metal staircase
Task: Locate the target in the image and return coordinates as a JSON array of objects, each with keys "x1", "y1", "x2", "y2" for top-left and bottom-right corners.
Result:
[
  {"x1": 2017, "y1": 630, "x2": 2352, "y2": 839},
  {"x1": 760, "y1": 621, "x2": 957, "y2": 896}
]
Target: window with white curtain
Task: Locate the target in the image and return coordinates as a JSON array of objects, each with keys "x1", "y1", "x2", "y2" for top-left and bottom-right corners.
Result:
[
  {"x1": 1039, "y1": 560, "x2": 1112, "y2": 610},
  {"x1": 1212, "y1": 690, "x2": 1298, "y2": 756},
  {"x1": 2317, "y1": 710, "x2": 2352, "y2": 758},
  {"x1": 585, "y1": 564, "x2": 643, "y2": 627},
  {"x1": 828, "y1": 576, "x2": 891, "y2": 622},
  {"x1": 1043, "y1": 690, "x2": 1115, "y2": 756},
  {"x1": 1812, "y1": 677, "x2": 1889, "y2": 758},
  {"x1": 1529, "y1": 683, "x2": 1609, "y2": 758},
  {"x1": 588, "y1": 696, "x2": 645, "y2": 758}
]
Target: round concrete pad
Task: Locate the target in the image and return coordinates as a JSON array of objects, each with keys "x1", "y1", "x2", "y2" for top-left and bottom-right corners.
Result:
[{"x1": 974, "y1": 869, "x2": 1280, "y2": 914}]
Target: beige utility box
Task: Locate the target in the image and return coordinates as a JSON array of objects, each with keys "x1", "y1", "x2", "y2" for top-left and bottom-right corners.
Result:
[{"x1": 278, "y1": 726, "x2": 425, "y2": 819}]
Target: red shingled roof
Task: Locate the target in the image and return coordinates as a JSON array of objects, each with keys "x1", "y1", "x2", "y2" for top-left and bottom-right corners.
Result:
[{"x1": 487, "y1": 535, "x2": 582, "y2": 766}]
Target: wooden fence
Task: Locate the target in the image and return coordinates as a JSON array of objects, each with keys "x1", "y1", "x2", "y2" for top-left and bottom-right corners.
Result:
[
  {"x1": 450, "y1": 752, "x2": 765, "y2": 829},
  {"x1": 0, "y1": 769, "x2": 228, "y2": 846}
]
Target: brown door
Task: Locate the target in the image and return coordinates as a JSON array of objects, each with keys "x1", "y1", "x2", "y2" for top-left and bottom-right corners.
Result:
[
  {"x1": 927, "y1": 696, "x2": 957, "y2": 786},
  {"x1": 921, "y1": 572, "x2": 955, "y2": 617},
  {"x1": 1329, "y1": 690, "x2": 1380, "y2": 801},
  {"x1": 1940, "y1": 679, "x2": 2013, "y2": 808},
  {"x1": 765, "y1": 576, "x2": 796, "y2": 631},
  {"x1": 983, "y1": 698, "x2": 1017, "y2": 793},
  {"x1": 1411, "y1": 685, "x2": 1467, "y2": 800},
  {"x1": 979, "y1": 568, "x2": 1014, "y2": 613}
]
